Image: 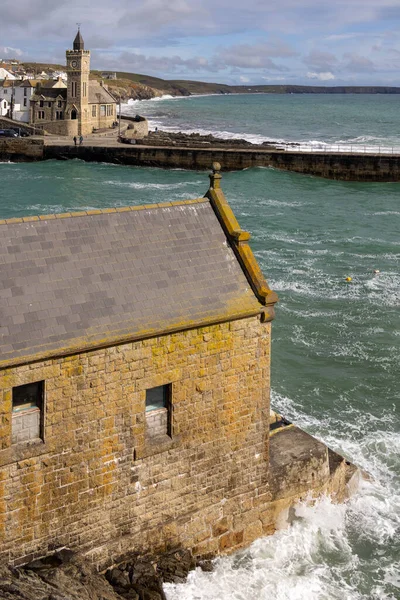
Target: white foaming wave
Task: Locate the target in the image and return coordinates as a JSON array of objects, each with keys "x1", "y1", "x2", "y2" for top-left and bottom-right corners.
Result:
[
  {"x1": 123, "y1": 94, "x2": 175, "y2": 107},
  {"x1": 102, "y1": 179, "x2": 203, "y2": 190},
  {"x1": 258, "y1": 198, "x2": 306, "y2": 207},
  {"x1": 371, "y1": 211, "x2": 400, "y2": 216},
  {"x1": 164, "y1": 494, "x2": 383, "y2": 600}
]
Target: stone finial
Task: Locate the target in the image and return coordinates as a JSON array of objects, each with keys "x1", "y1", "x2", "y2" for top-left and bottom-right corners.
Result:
[{"x1": 209, "y1": 162, "x2": 222, "y2": 189}]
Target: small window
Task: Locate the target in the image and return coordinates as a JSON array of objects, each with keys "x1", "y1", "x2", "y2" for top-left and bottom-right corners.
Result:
[
  {"x1": 12, "y1": 381, "x2": 44, "y2": 444},
  {"x1": 56, "y1": 110, "x2": 63, "y2": 120},
  {"x1": 38, "y1": 110, "x2": 45, "y2": 119},
  {"x1": 39, "y1": 100, "x2": 44, "y2": 107},
  {"x1": 23, "y1": 98, "x2": 27, "y2": 107},
  {"x1": 58, "y1": 100, "x2": 62, "y2": 108},
  {"x1": 48, "y1": 101, "x2": 51, "y2": 108},
  {"x1": 24, "y1": 87, "x2": 27, "y2": 97},
  {"x1": 92, "y1": 104, "x2": 96, "y2": 117},
  {"x1": 145, "y1": 384, "x2": 171, "y2": 438},
  {"x1": 100, "y1": 104, "x2": 106, "y2": 116}
]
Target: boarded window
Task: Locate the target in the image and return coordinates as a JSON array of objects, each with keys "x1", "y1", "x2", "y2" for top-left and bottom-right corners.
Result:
[
  {"x1": 12, "y1": 381, "x2": 44, "y2": 444},
  {"x1": 145, "y1": 384, "x2": 171, "y2": 439}
]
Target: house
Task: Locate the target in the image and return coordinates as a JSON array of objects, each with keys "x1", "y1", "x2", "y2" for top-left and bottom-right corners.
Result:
[
  {"x1": 0, "y1": 96, "x2": 10, "y2": 117},
  {"x1": 13, "y1": 79, "x2": 41, "y2": 122},
  {"x1": 29, "y1": 29, "x2": 117, "y2": 136},
  {"x1": 0, "y1": 165, "x2": 278, "y2": 567},
  {"x1": 0, "y1": 68, "x2": 17, "y2": 80},
  {"x1": 101, "y1": 71, "x2": 117, "y2": 80}
]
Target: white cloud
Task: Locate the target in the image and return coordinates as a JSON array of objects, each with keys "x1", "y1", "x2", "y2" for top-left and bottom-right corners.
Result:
[
  {"x1": 0, "y1": 46, "x2": 23, "y2": 56},
  {"x1": 306, "y1": 71, "x2": 335, "y2": 80},
  {"x1": 239, "y1": 75, "x2": 250, "y2": 83}
]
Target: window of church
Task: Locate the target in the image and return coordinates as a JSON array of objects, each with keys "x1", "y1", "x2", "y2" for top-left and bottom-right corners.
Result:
[
  {"x1": 56, "y1": 111, "x2": 63, "y2": 120},
  {"x1": 23, "y1": 98, "x2": 27, "y2": 107},
  {"x1": 145, "y1": 384, "x2": 172, "y2": 439},
  {"x1": 58, "y1": 101, "x2": 62, "y2": 108},
  {"x1": 72, "y1": 81, "x2": 77, "y2": 97},
  {"x1": 100, "y1": 105, "x2": 106, "y2": 116},
  {"x1": 12, "y1": 381, "x2": 44, "y2": 444},
  {"x1": 83, "y1": 82, "x2": 87, "y2": 97},
  {"x1": 38, "y1": 111, "x2": 45, "y2": 119},
  {"x1": 92, "y1": 105, "x2": 96, "y2": 117},
  {"x1": 39, "y1": 100, "x2": 44, "y2": 107}
]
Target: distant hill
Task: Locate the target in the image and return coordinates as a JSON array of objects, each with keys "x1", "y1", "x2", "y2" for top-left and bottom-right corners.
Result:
[{"x1": 16, "y1": 63, "x2": 400, "y2": 99}]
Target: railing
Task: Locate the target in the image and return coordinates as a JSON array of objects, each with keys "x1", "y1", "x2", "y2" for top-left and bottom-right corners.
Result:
[{"x1": 284, "y1": 144, "x2": 400, "y2": 155}]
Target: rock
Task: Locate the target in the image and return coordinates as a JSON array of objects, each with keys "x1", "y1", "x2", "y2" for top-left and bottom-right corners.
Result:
[
  {"x1": 106, "y1": 567, "x2": 131, "y2": 589},
  {"x1": 157, "y1": 549, "x2": 196, "y2": 584},
  {"x1": 196, "y1": 559, "x2": 214, "y2": 572},
  {"x1": 0, "y1": 552, "x2": 125, "y2": 600}
]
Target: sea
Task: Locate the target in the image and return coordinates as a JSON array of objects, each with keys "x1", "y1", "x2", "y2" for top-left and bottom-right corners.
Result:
[{"x1": 1, "y1": 93, "x2": 399, "y2": 599}]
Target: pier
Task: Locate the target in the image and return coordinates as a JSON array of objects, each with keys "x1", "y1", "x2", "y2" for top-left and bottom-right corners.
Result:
[{"x1": 2, "y1": 137, "x2": 400, "y2": 181}]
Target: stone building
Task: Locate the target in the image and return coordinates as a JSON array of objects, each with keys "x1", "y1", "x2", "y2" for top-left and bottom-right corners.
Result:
[
  {"x1": 0, "y1": 166, "x2": 278, "y2": 568},
  {"x1": 30, "y1": 29, "x2": 117, "y2": 136}
]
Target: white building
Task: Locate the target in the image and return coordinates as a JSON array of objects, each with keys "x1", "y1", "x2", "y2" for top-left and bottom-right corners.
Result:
[
  {"x1": 0, "y1": 96, "x2": 10, "y2": 117},
  {"x1": 0, "y1": 79, "x2": 38, "y2": 122},
  {"x1": 0, "y1": 68, "x2": 16, "y2": 80}
]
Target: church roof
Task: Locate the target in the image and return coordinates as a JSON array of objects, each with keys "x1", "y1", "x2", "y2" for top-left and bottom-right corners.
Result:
[
  {"x1": 0, "y1": 170, "x2": 277, "y2": 368},
  {"x1": 88, "y1": 82, "x2": 116, "y2": 104},
  {"x1": 73, "y1": 29, "x2": 84, "y2": 51},
  {"x1": 31, "y1": 88, "x2": 66, "y2": 101}
]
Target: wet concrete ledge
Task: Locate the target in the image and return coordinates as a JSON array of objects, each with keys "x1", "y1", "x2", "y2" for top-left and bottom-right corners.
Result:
[{"x1": 2, "y1": 138, "x2": 400, "y2": 181}]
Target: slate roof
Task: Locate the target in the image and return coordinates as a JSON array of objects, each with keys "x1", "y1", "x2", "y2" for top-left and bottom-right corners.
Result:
[
  {"x1": 73, "y1": 29, "x2": 84, "y2": 51},
  {"x1": 88, "y1": 83, "x2": 116, "y2": 104},
  {"x1": 0, "y1": 200, "x2": 262, "y2": 366}
]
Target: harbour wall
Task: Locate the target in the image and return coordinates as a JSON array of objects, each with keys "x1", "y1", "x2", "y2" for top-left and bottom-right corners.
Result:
[
  {"x1": 43, "y1": 144, "x2": 400, "y2": 182},
  {"x1": 2, "y1": 139, "x2": 400, "y2": 181}
]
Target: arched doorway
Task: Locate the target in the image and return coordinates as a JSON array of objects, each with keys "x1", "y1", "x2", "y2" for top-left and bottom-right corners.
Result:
[{"x1": 71, "y1": 109, "x2": 77, "y2": 120}]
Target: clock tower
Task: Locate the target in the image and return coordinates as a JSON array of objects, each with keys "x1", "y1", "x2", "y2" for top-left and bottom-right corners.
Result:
[{"x1": 66, "y1": 28, "x2": 90, "y2": 135}]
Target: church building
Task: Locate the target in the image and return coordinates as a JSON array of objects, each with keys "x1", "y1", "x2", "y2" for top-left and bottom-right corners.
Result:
[{"x1": 30, "y1": 29, "x2": 117, "y2": 136}]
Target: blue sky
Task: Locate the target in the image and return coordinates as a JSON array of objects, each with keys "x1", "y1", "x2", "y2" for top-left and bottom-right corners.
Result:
[{"x1": 1, "y1": 0, "x2": 400, "y2": 85}]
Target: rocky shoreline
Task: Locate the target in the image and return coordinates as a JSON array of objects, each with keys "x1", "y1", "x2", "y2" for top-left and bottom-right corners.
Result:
[
  {"x1": 0, "y1": 548, "x2": 206, "y2": 600},
  {"x1": 138, "y1": 129, "x2": 286, "y2": 150}
]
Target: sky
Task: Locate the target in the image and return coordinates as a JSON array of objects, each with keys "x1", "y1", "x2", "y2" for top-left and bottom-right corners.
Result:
[{"x1": 1, "y1": 0, "x2": 400, "y2": 85}]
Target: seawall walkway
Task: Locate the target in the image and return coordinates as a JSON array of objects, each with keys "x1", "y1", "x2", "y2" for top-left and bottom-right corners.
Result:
[{"x1": 2, "y1": 137, "x2": 400, "y2": 182}]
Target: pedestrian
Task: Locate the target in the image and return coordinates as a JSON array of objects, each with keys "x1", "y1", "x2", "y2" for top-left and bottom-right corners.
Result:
[
  {"x1": 79, "y1": 135, "x2": 83, "y2": 145},
  {"x1": 73, "y1": 136, "x2": 77, "y2": 146}
]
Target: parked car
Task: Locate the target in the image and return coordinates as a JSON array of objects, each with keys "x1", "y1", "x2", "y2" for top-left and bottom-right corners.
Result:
[
  {"x1": 0, "y1": 129, "x2": 18, "y2": 138},
  {"x1": 11, "y1": 129, "x2": 30, "y2": 137}
]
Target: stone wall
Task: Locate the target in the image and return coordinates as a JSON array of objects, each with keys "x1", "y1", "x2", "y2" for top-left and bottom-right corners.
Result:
[
  {"x1": 42, "y1": 144, "x2": 400, "y2": 181},
  {"x1": 122, "y1": 116, "x2": 149, "y2": 139},
  {"x1": 0, "y1": 138, "x2": 44, "y2": 160},
  {"x1": 0, "y1": 316, "x2": 272, "y2": 569},
  {"x1": 35, "y1": 119, "x2": 79, "y2": 137}
]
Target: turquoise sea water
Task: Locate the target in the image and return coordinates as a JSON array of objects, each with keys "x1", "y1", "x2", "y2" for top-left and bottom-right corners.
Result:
[
  {"x1": 125, "y1": 92, "x2": 400, "y2": 151},
  {"x1": 1, "y1": 94, "x2": 400, "y2": 599}
]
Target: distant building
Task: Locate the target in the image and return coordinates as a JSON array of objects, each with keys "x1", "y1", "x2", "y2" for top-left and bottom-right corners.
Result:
[
  {"x1": 29, "y1": 29, "x2": 117, "y2": 136},
  {"x1": 101, "y1": 71, "x2": 117, "y2": 80}
]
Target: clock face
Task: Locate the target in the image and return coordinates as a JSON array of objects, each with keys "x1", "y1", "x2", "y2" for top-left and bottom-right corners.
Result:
[{"x1": 71, "y1": 60, "x2": 78, "y2": 68}]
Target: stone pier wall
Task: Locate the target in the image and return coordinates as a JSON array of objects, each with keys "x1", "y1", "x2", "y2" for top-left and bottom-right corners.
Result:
[
  {"x1": 1, "y1": 139, "x2": 400, "y2": 180},
  {"x1": 0, "y1": 138, "x2": 44, "y2": 160},
  {"x1": 44, "y1": 144, "x2": 400, "y2": 181},
  {"x1": 0, "y1": 316, "x2": 272, "y2": 569}
]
